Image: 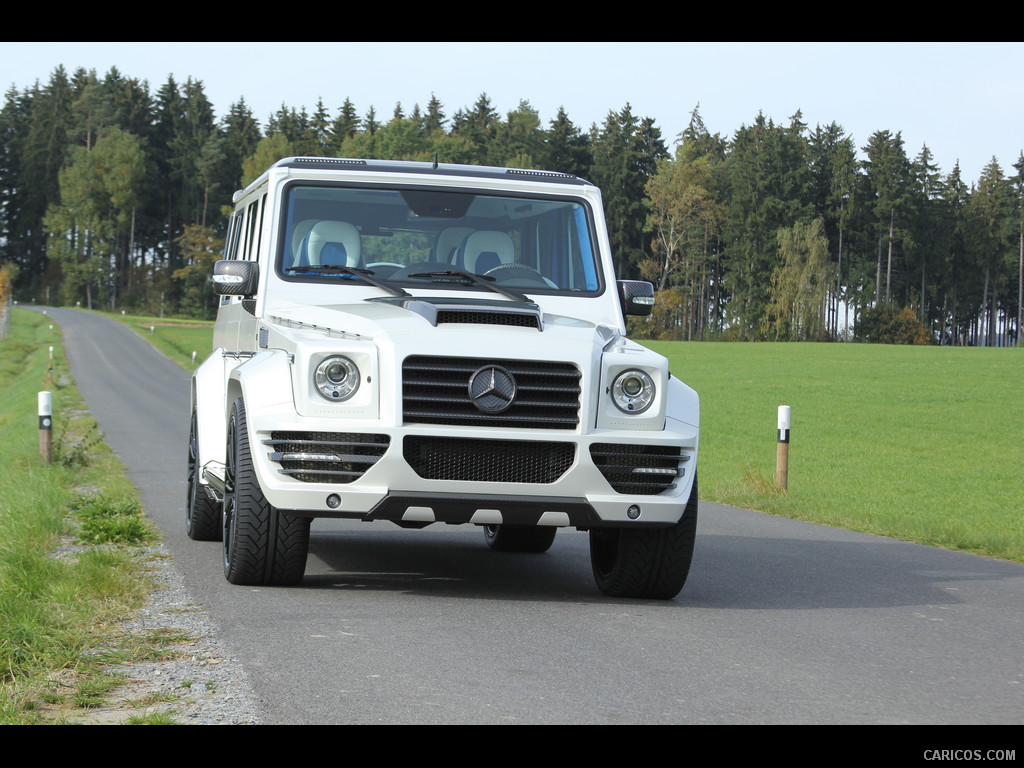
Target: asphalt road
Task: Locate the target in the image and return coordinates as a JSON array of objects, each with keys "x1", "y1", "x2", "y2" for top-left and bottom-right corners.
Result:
[{"x1": 33, "y1": 307, "x2": 1024, "y2": 725}]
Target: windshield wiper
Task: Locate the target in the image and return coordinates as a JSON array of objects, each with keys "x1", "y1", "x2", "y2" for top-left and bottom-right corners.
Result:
[
  {"x1": 285, "y1": 265, "x2": 409, "y2": 297},
  {"x1": 406, "y1": 270, "x2": 531, "y2": 304}
]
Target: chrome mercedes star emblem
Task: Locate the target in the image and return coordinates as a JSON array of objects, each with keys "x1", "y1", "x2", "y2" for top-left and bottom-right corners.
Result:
[{"x1": 468, "y1": 365, "x2": 517, "y2": 414}]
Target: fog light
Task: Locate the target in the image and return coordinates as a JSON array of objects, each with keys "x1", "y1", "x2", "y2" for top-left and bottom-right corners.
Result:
[
  {"x1": 326, "y1": 494, "x2": 341, "y2": 509},
  {"x1": 627, "y1": 504, "x2": 641, "y2": 520}
]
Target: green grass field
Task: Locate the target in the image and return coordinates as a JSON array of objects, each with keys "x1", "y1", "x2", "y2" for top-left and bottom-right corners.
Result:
[{"x1": 647, "y1": 340, "x2": 1024, "y2": 562}]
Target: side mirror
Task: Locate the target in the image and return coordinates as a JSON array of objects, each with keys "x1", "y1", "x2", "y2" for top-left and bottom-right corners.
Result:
[
  {"x1": 213, "y1": 260, "x2": 259, "y2": 297},
  {"x1": 618, "y1": 280, "x2": 655, "y2": 317}
]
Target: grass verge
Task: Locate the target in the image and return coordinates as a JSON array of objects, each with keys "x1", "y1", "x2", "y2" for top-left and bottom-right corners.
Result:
[
  {"x1": 98, "y1": 310, "x2": 214, "y2": 371},
  {"x1": 0, "y1": 308, "x2": 188, "y2": 724},
  {"x1": 648, "y1": 340, "x2": 1024, "y2": 562}
]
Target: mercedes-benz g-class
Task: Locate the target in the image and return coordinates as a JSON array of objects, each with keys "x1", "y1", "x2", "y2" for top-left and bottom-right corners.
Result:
[{"x1": 187, "y1": 157, "x2": 699, "y2": 599}]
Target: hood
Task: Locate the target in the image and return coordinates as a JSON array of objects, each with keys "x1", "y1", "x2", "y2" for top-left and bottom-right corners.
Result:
[{"x1": 266, "y1": 296, "x2": 620, "y2": 351}]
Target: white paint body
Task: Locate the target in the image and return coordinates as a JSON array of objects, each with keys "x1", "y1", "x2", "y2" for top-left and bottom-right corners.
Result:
[{"x1": 192, "y1": 158, "x2": 699, "y2": 530}]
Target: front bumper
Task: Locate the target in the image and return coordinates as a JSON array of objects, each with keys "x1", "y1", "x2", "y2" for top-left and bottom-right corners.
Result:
[{"x1": 236, "y1": 408, "x2": 698, "y2": 529}]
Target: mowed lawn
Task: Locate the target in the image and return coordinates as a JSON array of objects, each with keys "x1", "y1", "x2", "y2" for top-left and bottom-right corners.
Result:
[
  {"x1": 101, "y1": 311, "x2": 215, "y2": 370},
  {"x1": 646, "y1": 341, "x2": 1024, "y2": 562}
]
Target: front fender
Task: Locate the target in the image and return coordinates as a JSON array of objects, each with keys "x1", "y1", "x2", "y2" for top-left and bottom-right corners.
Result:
[
  {"x1": 667, "y1": 375, "x2": 699, "y2": 500},
  {"x1": 227, "y1": 350, "x2": 295, "y2": 418},
  {"x1": 193, "y1": 349, "x2": 294, "y2": 483},
  {"x1": 192, "y1": 349, "x2": 230, "y2": 477},
  {"x1": 666, "y1": 375, "x2": 699, "y2": 431}
]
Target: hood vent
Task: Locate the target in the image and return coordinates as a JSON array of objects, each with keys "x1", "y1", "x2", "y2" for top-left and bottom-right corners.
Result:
[
  {"x1": 372, "y1": 298, "x2": 543, "y2": 330},
  {"x1": 435, "y1": 307, "x2": 540, "y2": 329}
]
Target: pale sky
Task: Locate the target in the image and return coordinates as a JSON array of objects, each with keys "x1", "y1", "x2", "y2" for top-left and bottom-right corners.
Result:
[{"x1": 2, "y1": 41, "x2": 1021, "y2": 185}]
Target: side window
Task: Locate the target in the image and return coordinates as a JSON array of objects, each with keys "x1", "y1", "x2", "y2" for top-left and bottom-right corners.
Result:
[
  {"x1": 223, "y1": 211, "x2": 243, "y2": 260},
  {"x1": 244, "y1": 199, "x2": 261, "y2": 261},
  {"x1": 221, "y1": 208, "x2": 250, "y2": 305},
  {"x1": 253, "y1": 195, "x2": 267, "y2": 262}
]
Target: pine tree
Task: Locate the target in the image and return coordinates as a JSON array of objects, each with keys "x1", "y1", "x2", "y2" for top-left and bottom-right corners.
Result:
[
  {"x1": 590, "y1": 104, "x2": 667, "y2": 280},
  {"x1": 220, "y1": 99, "x2": 262, "y2": 198},
  {"x1": 0, "y1": 85, "x2": 32, "y2": 293},
  {"x1": 967, "y1": 158, "x2": 1015, "y2": 345},
  {"x1": 808, "y1": 122, "x2": 857, "y2": 335},
  {"x1": 424, "y1": 94, "x2": 445, "y2": 135},
  {"x1": 497, "y1": 100, "x2": 544, "y2": 169},
  {"x1": 310, "y1": 98, "x2": 332, "y2": 155},
  {"x1": 544, "y1": 107, "x2": 592, "y2": 178},
  {"x1": 450, "y1": 93, "x2": 498, "y2": 165},
  {"x1": 720, "y1": 112, "x2": 812, "y2": 336},
  {"x1": 328, "y1": 98, "x2": 361, "y2": 152},
  {"x1": 1013, "y1": 153, "x2": 1024, "y2": 344},
  {"x1": 15, "y1": 68, "x2": 77, "y2": 300},
  {"x1": 940, "y1": 162, "x2": 970, "y2": 343},
  {"x1": 862, "y1": 129, "x2": 911, "y2": 305},
  {"x1": 906, "y1": 144, "x2": 946, "y2": 327}
]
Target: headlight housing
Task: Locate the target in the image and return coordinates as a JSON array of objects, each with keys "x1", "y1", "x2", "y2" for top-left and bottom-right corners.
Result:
[
  {"x1": 314, "y1": 355, "x2": 360, "y2": 401},
  {"x1": 611, "y1": 369, "x2": 656, "y2": 414}
]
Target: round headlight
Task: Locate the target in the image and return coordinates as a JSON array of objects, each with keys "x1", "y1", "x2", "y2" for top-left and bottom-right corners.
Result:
[
  {"x1": 314, "y1": 355, "x2": 360, "y2": 401},
  {"x1": 611, "y1": 369, "x2": 655, "y2": 414}
]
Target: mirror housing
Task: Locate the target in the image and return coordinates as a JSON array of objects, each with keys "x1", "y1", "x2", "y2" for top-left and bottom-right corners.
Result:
[
  {"x1": 618, "y1": 280, "x2": 655, "y2": 317},
  {"x1": 213, "y1": 260, "x2": 259, "y2": 297}
]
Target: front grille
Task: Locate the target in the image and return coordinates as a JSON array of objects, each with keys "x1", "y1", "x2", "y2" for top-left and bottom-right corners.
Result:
[
  {"x1": 402, "y1": 356, "x2": 581, "y2": 429},
  {"x1": 264, "y1": 432, "x2": 390, "y2": 483},
  {"x1": 404, "y1": 436, "x2": 575, "y2": 483},
  {"x1": 590, "y1": 443, "x2": 685, "y2": 495}
]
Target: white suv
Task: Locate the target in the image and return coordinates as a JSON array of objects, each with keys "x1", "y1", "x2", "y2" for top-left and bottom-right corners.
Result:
[{"x1": 187, "y1": 157, "x2": 699, "y2": 599}]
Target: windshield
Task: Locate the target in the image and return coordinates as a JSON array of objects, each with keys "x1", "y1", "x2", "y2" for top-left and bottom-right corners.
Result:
[{"x1": 277, "y1": 184, "x2": 602, "y2": 295}]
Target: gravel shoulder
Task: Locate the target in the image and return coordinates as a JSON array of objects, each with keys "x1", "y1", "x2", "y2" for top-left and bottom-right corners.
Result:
[{"x1": 76, "y1": 543, "x2": 262, "y2": 725}]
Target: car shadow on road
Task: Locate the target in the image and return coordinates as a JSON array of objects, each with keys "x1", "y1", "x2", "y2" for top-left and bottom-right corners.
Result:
[{"x1": 298, "y1": 519, "x2": 1024, "y2": 610}]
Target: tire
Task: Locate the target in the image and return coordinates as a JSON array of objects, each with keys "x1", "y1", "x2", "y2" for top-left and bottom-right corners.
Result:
[
  {"x1": 483, "y1": 524, "x2": 557, "y2": 553},
  {"x1": 186, "y1": 405, "x2": 222, "y2": 541},
  {"x1": 223, "y1": 398, "x2": 310, "y2": 585},
  {"x1": 590, "y1": 476, "x2": 698, "y2": 599}
]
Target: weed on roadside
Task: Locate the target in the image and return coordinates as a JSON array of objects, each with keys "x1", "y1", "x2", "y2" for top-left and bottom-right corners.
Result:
[
  {"x1": 127, "y1": 710, "x2": 179, "y2": 725},
  {"x1": 71, "y1": 492, "x2": 154, "y2": 546},
  {"x1": 52, "y1": 416, "x2": 105, "y2": 468}
]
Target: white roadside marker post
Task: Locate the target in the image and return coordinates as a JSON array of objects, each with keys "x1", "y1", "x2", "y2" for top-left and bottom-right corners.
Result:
[
  {"x1": 776, "y1": 405, "x2": 790, "y2": 491},
  {"x1": 39, "y1": 391, "x2": 52, "y2": 465}
]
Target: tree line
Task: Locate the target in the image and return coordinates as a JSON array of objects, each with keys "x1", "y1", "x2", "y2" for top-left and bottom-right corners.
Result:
[{"x1": 1, "y1": 65, "x2": 1021, "y2": 345}]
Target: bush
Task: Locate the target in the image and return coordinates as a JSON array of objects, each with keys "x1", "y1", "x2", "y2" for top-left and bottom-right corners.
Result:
[{"x1": 854, "y1": 304, "x2": 934, "y2": 345}]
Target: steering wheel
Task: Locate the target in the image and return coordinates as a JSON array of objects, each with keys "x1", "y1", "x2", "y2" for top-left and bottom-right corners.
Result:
[{"x1": 484, "y1": 263, "x2": 557, "y2": 288}]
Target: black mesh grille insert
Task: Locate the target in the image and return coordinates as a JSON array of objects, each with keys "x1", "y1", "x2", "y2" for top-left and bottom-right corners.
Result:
[
  {"x1": 435, "y1": 309, "x2": 540, "y2": 329},
  {"x1": 403, "y1": 356, "x2": 581, "y2": 429},
  {"x1": 404, "y1": 436, "x2": 574, "y2": 483},
  {"x1": 590, "y1": 443, "x2": 684, "y2": 495},
  {"x1": 264, "y1": 432, "x2": 390, "y2": 483}
]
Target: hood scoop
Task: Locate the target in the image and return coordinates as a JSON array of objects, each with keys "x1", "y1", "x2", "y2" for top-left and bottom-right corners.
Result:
[{"x1": 369, "y1": 297, "x2": 543, "y2": 331}]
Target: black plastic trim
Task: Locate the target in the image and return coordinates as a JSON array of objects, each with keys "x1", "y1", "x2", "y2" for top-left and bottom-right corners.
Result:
[
  {"x1": 366, "y1": 492, "x2": 601, "y2": 527},
  {"x1": 282, "y1": 156, "x2": 593, "y2": 186}
]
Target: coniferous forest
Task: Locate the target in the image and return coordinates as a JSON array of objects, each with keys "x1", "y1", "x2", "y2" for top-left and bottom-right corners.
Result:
[{"x1": 1, "y1": 65, "x2": 1022, "y2": 345}]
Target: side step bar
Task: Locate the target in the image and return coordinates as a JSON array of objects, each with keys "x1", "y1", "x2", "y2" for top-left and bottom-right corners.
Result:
[{"x1": 202, "y1": 464, "x2": 226, "y2": 503}]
